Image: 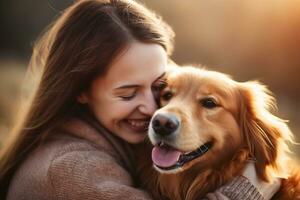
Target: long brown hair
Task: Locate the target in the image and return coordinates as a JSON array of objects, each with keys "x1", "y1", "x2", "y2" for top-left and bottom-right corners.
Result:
[{"x1": 0, "y1": 0, "x2": 174, "y2": 196}]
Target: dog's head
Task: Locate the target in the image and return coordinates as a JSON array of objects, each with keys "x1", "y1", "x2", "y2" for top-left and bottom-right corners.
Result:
[{"x1": 149, "y1": 66, "x2": 293, "y2": 181}]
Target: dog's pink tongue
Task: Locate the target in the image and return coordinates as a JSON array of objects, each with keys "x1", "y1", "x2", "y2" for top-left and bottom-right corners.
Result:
[{"x1": 152, "y1": 146, "x2": 181, "y2": 168}]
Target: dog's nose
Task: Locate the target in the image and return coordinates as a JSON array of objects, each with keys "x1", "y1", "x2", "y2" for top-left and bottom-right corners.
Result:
[{"x1": 152, "y1": 113, "x2": 179, "y2": 136}]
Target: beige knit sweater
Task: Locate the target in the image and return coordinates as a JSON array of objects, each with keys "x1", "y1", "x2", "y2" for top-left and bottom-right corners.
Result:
[{"x1": 6, "y1": 115, "x2": 263, "y2": 200}]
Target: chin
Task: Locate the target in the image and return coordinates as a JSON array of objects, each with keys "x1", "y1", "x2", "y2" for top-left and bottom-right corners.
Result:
[{"x1": 124, "y1": 133, "x2": 146, "y2": 144}]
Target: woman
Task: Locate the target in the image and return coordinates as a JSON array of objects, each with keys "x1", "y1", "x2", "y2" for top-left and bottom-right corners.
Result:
[{"x1": 0, "y1": 0, "x2": 279, "y2": 199}]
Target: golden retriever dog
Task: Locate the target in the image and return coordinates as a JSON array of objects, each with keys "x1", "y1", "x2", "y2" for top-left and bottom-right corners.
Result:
[{"x1": 135, "y1": 65, "x2": 300, "y2": 200}]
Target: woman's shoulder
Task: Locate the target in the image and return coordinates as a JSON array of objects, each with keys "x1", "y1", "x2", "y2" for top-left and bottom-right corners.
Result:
[
  {"x1": 31, "y1": 117, "x2": 124, "y2": 167},
  {"x1": 7, "y1": 119, "x2": 131, "y2": 199},
  {"x1": 19, "y1": 117, "x2": 126, "y2": 176}
]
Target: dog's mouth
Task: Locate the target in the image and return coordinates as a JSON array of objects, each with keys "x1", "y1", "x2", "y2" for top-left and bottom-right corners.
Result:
[{"x1": 151, "y1": 141, "x2": 213, "y2": 171}]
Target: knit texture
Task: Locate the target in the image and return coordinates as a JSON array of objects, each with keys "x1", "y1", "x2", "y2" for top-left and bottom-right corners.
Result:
[{"x1": 218, "y1": 176, "x2": 264, "y2": 200}]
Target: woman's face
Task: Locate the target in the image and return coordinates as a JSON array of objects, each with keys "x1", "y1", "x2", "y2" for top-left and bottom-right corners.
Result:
[{"x1": 78, "y1": 42, "x2": 167, "y2": 144}]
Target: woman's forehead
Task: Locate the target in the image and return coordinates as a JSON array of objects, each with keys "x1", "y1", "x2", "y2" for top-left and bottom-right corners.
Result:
[
  {"x1": 106, "y1": 42, "x2": 167, "y2": 82},
  {"x1": 93, "y1": 42, "x2": 167, "y2": 89}
]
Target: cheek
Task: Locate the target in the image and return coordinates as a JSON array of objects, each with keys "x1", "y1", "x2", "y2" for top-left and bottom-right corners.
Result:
[
  {"x1": 193, "y1": 109, "x2": 241, "y2": 145},
  {"x1": 88, "y1": 96, "x2": 137, "y2": 125},
  {"x1": 111, "y1": 103, "x2": 137, "y2": 120},
  {"x1": 105, "y1": 103, "x2": 137, "y2": 123},
  {"x1": 208, "y1": 111, "x2": 241, "y2": 148}
]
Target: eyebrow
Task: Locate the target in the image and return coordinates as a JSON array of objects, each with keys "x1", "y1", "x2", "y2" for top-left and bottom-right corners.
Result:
[{"x1": 114, "y1": 72, "x2": 166, "y2": 90}]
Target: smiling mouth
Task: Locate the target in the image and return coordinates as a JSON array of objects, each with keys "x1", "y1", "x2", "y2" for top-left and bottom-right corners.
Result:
[
  {"x1": 126, "y1": 119, "x2": 150, "y2": 132},
  {"x1": 151, "y1": 142, "x2": 213, "y2": 171}
]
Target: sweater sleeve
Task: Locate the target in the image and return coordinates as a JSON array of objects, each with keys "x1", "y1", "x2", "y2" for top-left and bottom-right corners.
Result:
[{"x1": 48, "y1": 149, "x2": 152, "y2": 200}]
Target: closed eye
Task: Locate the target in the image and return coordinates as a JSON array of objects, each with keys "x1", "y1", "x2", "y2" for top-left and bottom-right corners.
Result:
[{"x1": 119, "y1": 92, "x2": 137, "y2": 101}]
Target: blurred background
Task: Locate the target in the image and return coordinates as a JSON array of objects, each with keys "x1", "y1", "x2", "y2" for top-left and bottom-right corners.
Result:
[{"x1": 0, "y1": 0, "x2": 299, "y2": 154}]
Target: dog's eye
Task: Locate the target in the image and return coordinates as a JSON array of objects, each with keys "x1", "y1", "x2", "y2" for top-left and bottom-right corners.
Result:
[
  {"x1": 161, "y1": 91, "x2": 173, "y2": 101},
  {"x1": 201, "y1": 98, "x2": 218, "y2": 109}
]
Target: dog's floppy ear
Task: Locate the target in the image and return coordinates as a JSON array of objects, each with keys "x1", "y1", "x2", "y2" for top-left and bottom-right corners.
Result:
[{"x1": 238, "y1": 81, "x2": 293, "y2": 181}]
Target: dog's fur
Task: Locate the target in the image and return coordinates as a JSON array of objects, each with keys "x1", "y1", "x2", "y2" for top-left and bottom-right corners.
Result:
[{"x1": 134, "y1": 65, "x2": 300, "y2": 200}]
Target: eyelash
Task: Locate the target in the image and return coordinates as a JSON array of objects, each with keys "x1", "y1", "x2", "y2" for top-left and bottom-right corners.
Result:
[{"x1": 119, "y1": 92, "x2": 137, "y2": 101}]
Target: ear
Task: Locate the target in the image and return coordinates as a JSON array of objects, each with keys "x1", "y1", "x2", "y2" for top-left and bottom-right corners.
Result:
[
  {"x1": 238, "y1": 81, "x2": 293, "y2": 181},
  {"x1": 76, "y1": 92, "x2": 89, "y2": 104}
]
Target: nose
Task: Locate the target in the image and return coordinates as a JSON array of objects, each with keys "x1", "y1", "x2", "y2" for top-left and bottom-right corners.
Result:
[
  {"x1": 151, "y1": 113, "x2": 180, "y2": 136},
  {"x1": 139, "y1": 90, "x2": 158, "y2": 115}
]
